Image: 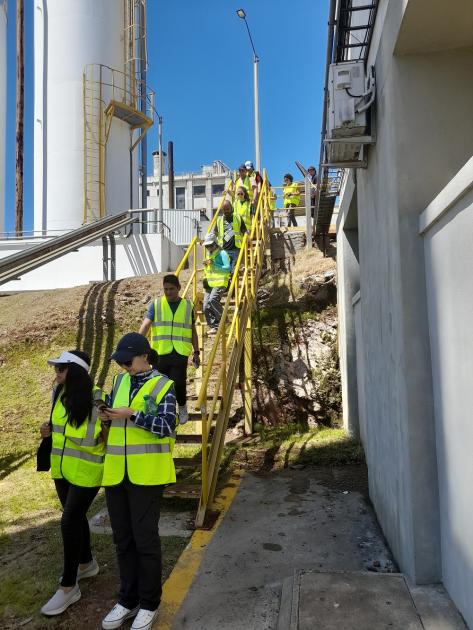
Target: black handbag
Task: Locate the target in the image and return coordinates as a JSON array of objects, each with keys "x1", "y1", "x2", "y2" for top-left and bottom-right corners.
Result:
[
  {"x1": 36, "y1": 385, "x2": 62, "y2": 472},
  {"x1": 36, "y1": 434, "x2": 52, "y2": 471}
]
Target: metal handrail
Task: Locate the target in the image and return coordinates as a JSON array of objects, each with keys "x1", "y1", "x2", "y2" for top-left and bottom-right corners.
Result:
[
  {"x1": 172, "y1": 174, "x2": 271, "y2": 527},
  {"x1": 0, "y1": 212, "x2": 137, "y2": 286}
]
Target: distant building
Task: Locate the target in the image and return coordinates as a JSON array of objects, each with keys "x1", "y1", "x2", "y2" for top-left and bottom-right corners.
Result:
[{"x1": 146, "y1": 152, "x2": 232, "y2": 220}]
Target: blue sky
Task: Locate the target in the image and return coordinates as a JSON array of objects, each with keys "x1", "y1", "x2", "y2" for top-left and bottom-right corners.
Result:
[{"x1": 4, "y1": 0, "x2": 328, "y2": 232}]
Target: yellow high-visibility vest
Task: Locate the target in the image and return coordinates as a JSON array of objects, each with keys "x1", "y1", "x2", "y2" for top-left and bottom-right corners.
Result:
[
  {"x1": 102, "y1": 373, "x2": 176, "y2": 486},
  {"x1": 51, "y1": 386, "x2": 105, "y2": 487},
  {"x1": 151, "y1": 296, "x2": 193, "y2": 357},
  {"x1": 204, "y1": 250, "x2": 230, "y2": 288},
  {"x1": 233, "y1": 199, "x2": 251, "y2": 229},
  {"x1": 283, "y1": 182, "x2": 301, "y2": 208},
  {"x1": 235, "y1": 175, "x2": 253, "y2": 202},
  {"x1": 216, "y1": 213, "x2": 243, "y2": 249}
]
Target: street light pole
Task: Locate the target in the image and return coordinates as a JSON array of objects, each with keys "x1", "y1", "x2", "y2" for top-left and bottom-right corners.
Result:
[{"x1": 237, "y1": 9, "x2": 261, "y2": 172}]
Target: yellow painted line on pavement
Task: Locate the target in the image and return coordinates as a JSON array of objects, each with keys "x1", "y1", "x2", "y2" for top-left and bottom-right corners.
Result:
[{"x1": 158, "y1": 471, "x2": 243, "y2": 629}]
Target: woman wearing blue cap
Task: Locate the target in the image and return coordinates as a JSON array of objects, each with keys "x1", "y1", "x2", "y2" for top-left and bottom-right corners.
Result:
[{"x1": 99, "y1": 333, "x2": 177, "y2": 630}]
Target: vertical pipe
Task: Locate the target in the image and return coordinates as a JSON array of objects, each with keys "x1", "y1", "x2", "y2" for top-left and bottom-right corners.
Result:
[
  {"x1": 33, "y1": 0, "x2": 46, "y2": 235},
  {"x1": 168, "y1": 141, "x2": 174, "y2": 209},
  {"x1": 0, "y1": 0, "x2": 6, "y2": 234},
  {"x1": 316, "y1": 0, "x2": 337, "y2": 222},
  {"x1": 102, "y1": 236, "x2": 109, "y2": 281},
  {"x1": 305, "y1": 175, "x2": 311, "y2": 251},
  {"x1": 158, "y1": 115, "x2": 163, "y2": 231},
  {"x1": 15, "y1": 0, "x2": 24, "y2": 235},
  {"x1": 109, "y1": 234, "x2": 116, "y2": 281},
  {"x1": 253, "y1": 56, "x2": 261, "y2": 173},
  {"x1": 139, "y1": 1, "x2": 147, "y2": 234}
]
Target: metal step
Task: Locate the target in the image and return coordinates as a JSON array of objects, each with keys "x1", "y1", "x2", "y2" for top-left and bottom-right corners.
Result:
[
  {"x1": 174, "y1": 457, "x2": 202, "y2": 469},
  {"x1": 176, "y1": 434, "x2": 205, "y2": 444},
  {"x1": 164, "y1": 482, "x2": 201, "y2": 499}
]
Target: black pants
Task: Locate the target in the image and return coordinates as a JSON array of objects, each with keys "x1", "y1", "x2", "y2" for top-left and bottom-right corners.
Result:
[
  {"x1": 54, "y1": 478, "x2": 99, "y2": 587},
  {"x1": 287, "y1": 204, "x2": 298, "y2": 227},
  {"x1": 157, "y1": 351, "x2": 188, "y2": 406},
  {"x1": 106, "y1": 479, "x2": 164, "y2": 611}
]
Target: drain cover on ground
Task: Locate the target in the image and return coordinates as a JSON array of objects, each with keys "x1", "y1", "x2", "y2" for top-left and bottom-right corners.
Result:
[{"x1": 284, "y1": 571, "x2": 423, "y2": 630}]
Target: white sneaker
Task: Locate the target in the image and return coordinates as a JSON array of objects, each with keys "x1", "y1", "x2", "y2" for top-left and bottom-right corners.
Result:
[
  {"x1": 59, "y1": 557, "x2": 99, "y2": 583},
  {"x1": 130, "y1": 608, "x2": 159, "y2": 630},
  {"x1": 41, "y1": 584, "x2": 81, "y2": 616},
  {"x1": 102, "y1": 603, "x2": 139, "y2": 629},
  {"x1": 178, "y1": 405, "x2": 188, "y2": 425}
]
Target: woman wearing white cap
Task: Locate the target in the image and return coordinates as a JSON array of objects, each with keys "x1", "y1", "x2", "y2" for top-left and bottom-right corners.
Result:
[{"x1": 39, "y1": 349, "x2": 105, "y2": 616}]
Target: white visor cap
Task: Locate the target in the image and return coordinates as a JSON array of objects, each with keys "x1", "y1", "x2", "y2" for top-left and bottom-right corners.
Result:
[{"x1": 47, "y1": 351, "x2": 90, "y2": 373}]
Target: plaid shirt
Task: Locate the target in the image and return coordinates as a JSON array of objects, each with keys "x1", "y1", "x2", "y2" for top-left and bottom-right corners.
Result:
[{"x1": 115, "y1": 369, "x2": 177, "y2": 438}]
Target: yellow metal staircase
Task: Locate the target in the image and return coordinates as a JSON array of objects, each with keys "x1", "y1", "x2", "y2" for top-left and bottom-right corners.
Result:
[{"x1": 169, "y1": 176, "x2": 272, "y2": 528}]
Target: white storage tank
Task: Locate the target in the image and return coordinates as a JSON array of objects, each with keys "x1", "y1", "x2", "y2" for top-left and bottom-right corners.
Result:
[
  {"x1": 34, "y1": 0, "x2": 139, "y2": 234},
  {"x1": 0, "y1": 0, "x2": 6, "y2": 234}
]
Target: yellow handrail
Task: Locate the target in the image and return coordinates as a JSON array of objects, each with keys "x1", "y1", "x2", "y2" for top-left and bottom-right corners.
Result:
[{"x1": 172, "y1": 172, "x2": 273, "y2": 527}]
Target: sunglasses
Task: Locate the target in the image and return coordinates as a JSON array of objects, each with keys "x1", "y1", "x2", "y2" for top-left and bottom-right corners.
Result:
[
  {"x1": 54, "y1": 364, "x2": 68, "y2": 373},
  {"x1": 236, "y1": 192, "x2": 244, "y2": 196}
]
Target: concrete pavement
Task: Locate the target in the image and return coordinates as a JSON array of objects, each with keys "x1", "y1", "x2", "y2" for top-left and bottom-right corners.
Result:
[{"x1": 168, "y1": 467, "x2": 465, "y2": 629}]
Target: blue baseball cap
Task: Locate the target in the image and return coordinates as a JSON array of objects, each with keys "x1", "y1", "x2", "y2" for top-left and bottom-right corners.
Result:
[{"x1": 110, "y1": 333, "x2": 151, "y2": 363}]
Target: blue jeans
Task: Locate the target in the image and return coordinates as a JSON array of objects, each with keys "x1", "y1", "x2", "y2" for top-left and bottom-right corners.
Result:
[
  {"x1": 203, "y1": 286, "x2": 226, "y2": 329},
  {"x1": 226, "y1": 248, "x2": 240, "y2": 274}
]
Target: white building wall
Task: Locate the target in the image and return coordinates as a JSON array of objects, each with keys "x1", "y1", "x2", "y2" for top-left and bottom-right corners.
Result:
[
  {"x1": 0, "y1": 233, "x2": 183, "y2": 291},
  {"x1": 0, "y1": 0, "x2": 6, "y2": 234},
  {"x1": 420, "y1": 158, "x2": 473, "y2": 629},
  {"x1": 336, "y1": 0, "x2": 473, "y2": 607}
]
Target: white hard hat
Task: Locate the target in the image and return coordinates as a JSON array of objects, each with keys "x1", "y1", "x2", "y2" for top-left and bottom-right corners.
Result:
[
  {"x1": 204, "y1": 233, "x2": 217, "y2": 247},
  {"x1": 245, "y1": 160, "x2": 254, "y2": 169}
]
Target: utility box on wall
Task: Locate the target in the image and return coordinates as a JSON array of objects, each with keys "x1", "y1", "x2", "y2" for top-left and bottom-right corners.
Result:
[{"x1": 325, "y1": 60, "x2": 376, "y2": 167}]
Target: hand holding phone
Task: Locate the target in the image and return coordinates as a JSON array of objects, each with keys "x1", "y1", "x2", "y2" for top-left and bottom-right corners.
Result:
[{"x1": 93, "y1": 399, "x2": 110, "y2": 410}]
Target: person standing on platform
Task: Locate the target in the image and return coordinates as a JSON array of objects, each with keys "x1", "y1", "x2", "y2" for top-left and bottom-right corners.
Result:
[
  {"x1": 139, "y1": 274, "x2": 200, "y2": 425},
  {"x1": 202, "y1": 233, "x2": 231, "y2": 333},
  {"x1": 214, "y1": 200, "x2": 246, "y2": 274},
  {"x1": 283, "y1": 173, "x2": 301, "y2": 227}
]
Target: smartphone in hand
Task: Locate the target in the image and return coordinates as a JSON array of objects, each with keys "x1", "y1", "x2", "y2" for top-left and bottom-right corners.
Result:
[{"x1": 93, "y1": 399, "x2": 110, "y2": 410}]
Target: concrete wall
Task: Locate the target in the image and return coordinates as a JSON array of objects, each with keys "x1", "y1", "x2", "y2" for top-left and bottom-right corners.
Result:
[
  {"x1": 336, "y1": 172, "x2": 360, "y2": 437},
  {"x1": 0, "y1": 233, "x2": 183, "y2": 291},
  {"x1": 337, "y1": 0, "x2": 473, "y2": 587},
  {"x1": 420, "y1": 158, "x2": 473, "y2": 629}
]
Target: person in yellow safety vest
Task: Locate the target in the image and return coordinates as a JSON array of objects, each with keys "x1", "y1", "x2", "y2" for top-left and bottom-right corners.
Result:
[
  {"x1": 215, "y1": 200, "x2": 247, "y2": 273},
  {"x1": 100, "y1": 333, "x2": 177, "y2": 630},
  {"x1": 39, "y1": 350, "x2": 105, "y2": 617},
  {"x1": 139, "y1": 274, "x2": 200, "y2": 425},
  {"x1": 244, "y1": 160, "x2": 263, "y2": 210},
  {"x1": 202, "y1": 233, "x2": 231, "y2": 334},
  {"x1": 233, "y1": 186, "x2": 251, "y2": 230},
  {"x1": 283, "y1": 173, "x2": 301, "y2": 227},
  {"x1": 235, "y1": 163, "x2": 257, "y2": 205}
]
